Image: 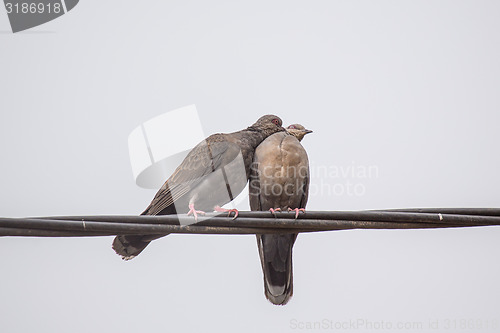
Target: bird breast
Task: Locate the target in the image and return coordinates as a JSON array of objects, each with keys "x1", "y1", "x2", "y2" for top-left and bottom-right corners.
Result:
[
  {"x1": 189, "y1": 150, "x2": 249, "y2": 211},
  {"x1": 252, "y1": 133, "x2": 309, "y2": 209}
]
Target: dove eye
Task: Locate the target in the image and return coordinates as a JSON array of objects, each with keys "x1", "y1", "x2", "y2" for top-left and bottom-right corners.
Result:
[
  {"x1": 272, "y1": 119, "x2": 280, "y2": 125},
  {"x1": 288, "y1": 125, "x2": 296, "y2": 129}
]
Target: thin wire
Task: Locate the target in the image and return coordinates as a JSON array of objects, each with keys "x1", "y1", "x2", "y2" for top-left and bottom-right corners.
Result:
[{"x1": 1, "y1": 208, "x2": 499, "y2": 237}]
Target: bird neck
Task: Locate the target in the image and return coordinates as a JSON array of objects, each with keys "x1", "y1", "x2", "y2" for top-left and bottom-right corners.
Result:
[
  {"x1": 241, "y1": 128, "x2": 270, "y2": 148},
  {"x1": 292, "y1": 133, "x2": 305, "y2": 142}
]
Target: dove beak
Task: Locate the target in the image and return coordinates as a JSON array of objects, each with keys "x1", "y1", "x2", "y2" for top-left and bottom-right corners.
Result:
[{"x1": 303, "y1": 129, "x2": 313, "y2": 135}]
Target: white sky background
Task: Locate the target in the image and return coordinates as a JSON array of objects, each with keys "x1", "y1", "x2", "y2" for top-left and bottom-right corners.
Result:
[{"x1": 1, "y1": 1, "x2": 500, "y2": 332}]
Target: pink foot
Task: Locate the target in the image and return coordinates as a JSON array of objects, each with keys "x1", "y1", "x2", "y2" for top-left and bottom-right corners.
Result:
[
  {"x1": 288, "y1": 208, "x2": 305, "y2": 219},
  {"x1": 269, "y1": 208, "x2": 281, "y2": 217},
  {"x1": 187, "y1": 203, "x2": 206, "y2": 222},
  {"x1": 214, "y1": 205, "x2": 239, "y2": 220}
]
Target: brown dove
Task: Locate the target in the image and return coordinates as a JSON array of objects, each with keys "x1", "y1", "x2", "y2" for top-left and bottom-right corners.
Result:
[
  {"x1": 249, "y1": 124, "x2": 312, "y2": 305},
  {"x1": 113, "y1": 115, "x2": 285, "y2": 260}
]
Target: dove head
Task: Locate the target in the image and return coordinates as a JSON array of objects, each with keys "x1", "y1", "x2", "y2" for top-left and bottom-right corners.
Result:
[
  {"x1": 248, "y1": 115, "x2": 285, "y2": 135},
  {"x1": 286, "y1": 124, "x2": 313, "y2": 142}
]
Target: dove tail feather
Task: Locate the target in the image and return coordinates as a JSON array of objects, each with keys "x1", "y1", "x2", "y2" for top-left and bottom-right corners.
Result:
[
  {"x1": 112, "y1": 235, "x2": 154, "y2": 260},
  {"x1": 112, "y1": 205, "x2": 176, "y2": 260},
  {"x1": 257, "y1": 233, "x2": 297, "y2": 305}
]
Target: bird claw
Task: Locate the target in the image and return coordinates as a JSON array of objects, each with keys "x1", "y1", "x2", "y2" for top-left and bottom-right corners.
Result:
[
  {"x1": 187, "y1": 204, "x2": 206, "y2": 222},
  {"x1": 269, "y1": 208, "x2": 282, "y2": 217},
  {"x1": 288, "y1": 208, "x2": 305, "y2": 219},
  {"x1": 214, "y1": 206, "x2": 239, "y2": 220}
]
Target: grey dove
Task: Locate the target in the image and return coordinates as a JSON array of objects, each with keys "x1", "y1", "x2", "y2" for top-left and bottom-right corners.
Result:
[
  {"x1": 113, "y1": 115, "x2": 285, "y2": 260},
  {"x1": 249, "y1": 124, "x2": 312, "y2": 305}
]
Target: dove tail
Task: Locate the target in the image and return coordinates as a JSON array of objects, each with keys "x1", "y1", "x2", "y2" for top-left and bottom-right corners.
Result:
[
  {"x1": 256, "y1": 233, "x2": 297, "y2": 305},
  {"x1": 112, "y1": 234, "x2": 156, "y2": 260},
  {"x1": 112, "y1": 205, "x2": 177, "y2": 260}
]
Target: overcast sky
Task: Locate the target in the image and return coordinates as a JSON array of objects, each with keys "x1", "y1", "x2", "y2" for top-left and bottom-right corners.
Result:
[{"x1": 1, "y1": 1, "x2": 500, "y2": 332}]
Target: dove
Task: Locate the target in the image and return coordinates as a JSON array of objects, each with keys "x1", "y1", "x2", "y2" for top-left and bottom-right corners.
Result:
[
  {"x1": 249, "y1": 124, "x2": 312, "y2": 305},
  {"x1": 113, "y1": 115, "x2": 285, "y2": 260}
]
